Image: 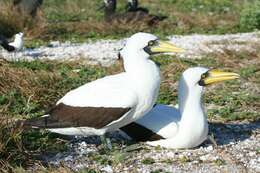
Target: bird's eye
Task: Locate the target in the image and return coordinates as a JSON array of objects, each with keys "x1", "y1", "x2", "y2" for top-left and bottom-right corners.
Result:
[
  {"x1": 148, "y1": 40, "x2": 156, "y2": 46},
  {"x1": 201, "y1": 73, "x2": 207, "y2": 79}
]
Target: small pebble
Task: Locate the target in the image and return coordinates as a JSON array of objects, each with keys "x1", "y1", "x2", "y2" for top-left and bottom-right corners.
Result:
[
  {"x1": 101, "y1": 165, "x2": 113, "y2": 173},
  {"x1": 206, "y1": 146, "x2": 213, "y2": 151}
]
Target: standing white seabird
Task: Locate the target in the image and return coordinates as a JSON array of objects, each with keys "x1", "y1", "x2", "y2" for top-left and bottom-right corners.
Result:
[
  {"x1": 20, "y1": 32, "x2": 184, "y2": 136},
  {"x1": 120, "y1": 67, "x2": 240, "y2": 149},
  {"x1": 0, "y1": 32, "x2": 24, "y2": 52}
]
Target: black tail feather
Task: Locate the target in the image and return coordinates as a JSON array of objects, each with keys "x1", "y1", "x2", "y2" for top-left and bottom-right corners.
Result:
[
  {"x1": 16, "y1": 116, "x2": 49, "y2": 129},
  {"x1": 0, "y1": 35, "x2": 15, "y2": 52}
]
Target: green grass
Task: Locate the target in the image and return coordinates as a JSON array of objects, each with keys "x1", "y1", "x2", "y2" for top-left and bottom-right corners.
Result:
[
  {"x1": 214, "y1": 158, "x2": 226, "y2": 166},
  {"x1": 179, "y1": 156, "x2": 191, "y2": 163},
  {"x1": 1, "y1": 0, "x2": 260, "y2": 43},
  {"x1": 40, "y1": 0, "x2": 259, "y2": 39},
  {"x1": 142, "y1": 157, "x2": 155, "y2": 165}
]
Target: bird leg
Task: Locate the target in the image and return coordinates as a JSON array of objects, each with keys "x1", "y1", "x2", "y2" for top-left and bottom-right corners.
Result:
[
  {"x1": 100, "y1": 134, "x2": 112, "y2": 150},
  {"x1": 207, "y1": 133, "x2": 218, "y2": 147}
]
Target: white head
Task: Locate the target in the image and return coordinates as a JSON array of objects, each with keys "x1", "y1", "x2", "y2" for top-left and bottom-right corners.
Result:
[
  {"x1": 120, "y1": 32, "x2": 184, "y2": 61},
  {"x1": 178, "y1": 67, "x2": 240, "y2": 112},
  {"x1": 180, "y1": 67, "x2": 240, "y2": 90},
  {"x1": 180, "y1": 67, "x2": 209, "y2": 93},
  {"x1": 11, "y1": 32, "x2": 24, "y2": 51},
  {"x1": 15, "y1": 32, "x2": 24, "y2": 40}
]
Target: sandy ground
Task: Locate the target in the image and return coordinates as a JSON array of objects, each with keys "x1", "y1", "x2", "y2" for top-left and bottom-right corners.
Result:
[
  {"x1": 1, "y1": 32, "x2": 260, "y2": 66},
  {"x1": 45, "y1": 121, "x2": 259, "y2": 173}
]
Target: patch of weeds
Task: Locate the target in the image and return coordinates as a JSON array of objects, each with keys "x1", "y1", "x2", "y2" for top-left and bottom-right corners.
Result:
[
  {"x1": 95, "y1": 143, "x2": 131, "y2": 166},
  {"x1": 239, "y1": 66, "x2": 258, "y2": 78},
  {"x1": 187, "y1": 57, "x2": 220, "y2": 68},
  {"x1": 179, "y1": 156, "x2": 190, "y2": 163},
  {"x1": 158, "y1": 87, "x2": 176, "y2": 105},
  {"x1": 0, "y1": 95, "x2": 8, "y2": 105},
  {"x1": 161, "y1": 158, "x2": 174, "y2": 164},
  {"x1": 78, "y1": 168, "x2": 100, "y2": 173},
  {"x1": 256, "y1": 148, "x2": 260, "y2": 154},
  {"x1": 25, "y1": 39, "x2": 47, "y2": 49},
  {"x1": 89, "y1": 153, "x2": 112, "y2": 165},
  {"x1": 239, "y1": 1, "x2": 260, "y2": 31},
  {"x1": 10, "y1": 60, "x2": 55, "y2": 71},
  {"x1": 22, "y1": 131, "x2": 68, "y2": 154},
  {"x1": 0, "y1": 128, "x2": 68, "y2": 167},
  {"x1": 141, "y1": 157, "x2": 155, "y2": 165},
  {"x1": 206, "y1": 87, "x2": 260, "y2": 121},
  {"x1": 154, "y1": 145, "x2": 162, "y2": 151},
  {"x1": 1, "y1": 90, "x2": 42, "y2": 118},
  {"x1": 110, "y1": 150, "x2": 128, "y2": 165},
  {"x1": 123, "y1": 143, "x2": 145, "y2": 152},
  {"x1": 214, "y1": 158, "x2": 226, "y2": 166},
  {"x1": 152, "y1": 55, "x2": 176, "y2": 67},
  {"x1": 0, "y1": 122, "x2": 26, "y2": 166},
  {"x1": 10, "y1": 167, "x2": 28, "y2": 173}
]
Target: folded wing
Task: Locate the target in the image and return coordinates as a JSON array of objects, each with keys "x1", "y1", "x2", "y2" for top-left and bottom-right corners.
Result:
[{"x1": 23, "y1": 74, "x2": 138, "y2": 129}]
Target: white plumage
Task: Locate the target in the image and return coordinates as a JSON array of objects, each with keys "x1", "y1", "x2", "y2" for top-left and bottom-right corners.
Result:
[
  {"x1": 9, "y1": 32, "x2": 24, "y2": 51},
  {"x1": 57, "y1": 74, "x2": 138, "y2": 108}
]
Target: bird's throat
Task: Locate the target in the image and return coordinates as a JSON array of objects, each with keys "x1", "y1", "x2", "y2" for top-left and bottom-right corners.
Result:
[{"x1": 177, "y1": 84, "x2": 207, "y2": 137}]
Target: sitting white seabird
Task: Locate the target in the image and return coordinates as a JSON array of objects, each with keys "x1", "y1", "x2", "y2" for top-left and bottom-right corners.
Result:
[
  {"x1": 0, "y1": 32, "x2": 24, "y2": 52},
  {"x1": 20, "y1": 32, "x2": 184, "y2": 136},
  {"x1": 120, "y1": 67, "x2": 240, "y2": 149}
]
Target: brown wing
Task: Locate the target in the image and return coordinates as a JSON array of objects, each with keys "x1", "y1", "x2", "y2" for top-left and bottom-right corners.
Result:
[
  {"x1": 24, "y1": 103, "x2": 131, "y2": 129},
  {"x1": 120, "y1": 122, "x2": 164, "y2": 142}
]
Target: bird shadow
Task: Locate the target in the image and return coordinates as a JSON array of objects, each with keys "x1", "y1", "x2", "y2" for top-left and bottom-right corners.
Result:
[
  {"x1": 50, "y1": 120, "x2": 260, "y2": 148},
  {"x1": 203, "y1": 120, "x2": 259, "y2": 146}
]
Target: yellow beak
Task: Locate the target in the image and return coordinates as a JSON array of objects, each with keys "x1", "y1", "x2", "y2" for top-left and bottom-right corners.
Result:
[
  {"x1": 202, "y1": 69, "x2": 240, "y2": 85},
  {"x1": 150, "y1": 41, "x2": 184, "y2": 53}
]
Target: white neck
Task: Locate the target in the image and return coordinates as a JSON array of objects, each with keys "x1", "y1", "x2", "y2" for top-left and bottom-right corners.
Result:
[
  {"x1": 121, "y1": 50, "x2": 161, "y2": 119},
  {"x1": 173, "y1": 77, "x2": 208, "y2": 148},
  {"x1": 178, "y1": 82, "x2": 205, "y2": 126},
  {"x1": 122, "y1": 49, "x2": 149, "y2": 73}
]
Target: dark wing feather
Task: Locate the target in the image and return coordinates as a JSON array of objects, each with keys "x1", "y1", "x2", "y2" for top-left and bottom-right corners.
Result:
[
  {"x1": 23, "y1": 103, "x2": 131, "y2": 129},
  {"x1": 120, "y1": 122, "x2": 164, "y2": 141},
  {"x1": 0, "y1": 35, "x2": 15, "y2": 52}
]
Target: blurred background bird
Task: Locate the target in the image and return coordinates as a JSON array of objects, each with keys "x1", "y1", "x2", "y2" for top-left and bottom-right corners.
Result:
[
  {"x1": 0, "y1": 32, "x2": 24, "y2": 52},
  {"x1": 13, "y1": 0, "x2": 43, "y2": 17},
  {"x1": 102, "y1": 0, "x2": 167, "y2": 26}
]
